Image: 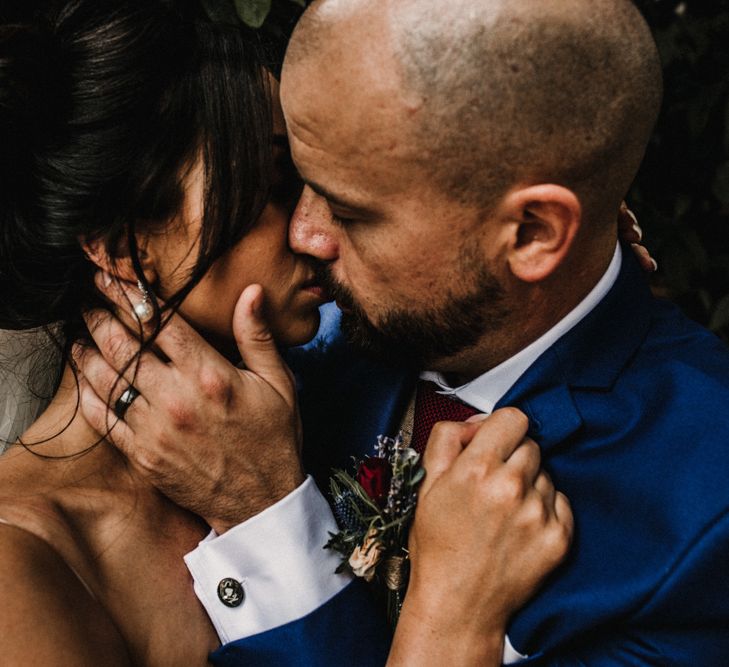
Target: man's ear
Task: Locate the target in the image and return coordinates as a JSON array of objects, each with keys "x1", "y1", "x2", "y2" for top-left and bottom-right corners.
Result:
[
  {"x1": 81, "y1": 232, "x2": 157, "y2": 285},
  {"x1": 502, "y1": 184, "x2": 581, "y2": 283}
]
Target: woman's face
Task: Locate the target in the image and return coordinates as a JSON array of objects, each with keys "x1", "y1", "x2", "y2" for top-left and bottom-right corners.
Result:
[{"x1": 147, "y1": 86, "x2": 328, "y2": 353}]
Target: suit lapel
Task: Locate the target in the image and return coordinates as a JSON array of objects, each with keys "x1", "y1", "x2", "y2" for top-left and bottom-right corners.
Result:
[
  {"x1": 290, "y1": 305, "x2": 416, "y2": 488},
  {"x1": 495, "y1": 248, "x2": 654, "y2": 452}
]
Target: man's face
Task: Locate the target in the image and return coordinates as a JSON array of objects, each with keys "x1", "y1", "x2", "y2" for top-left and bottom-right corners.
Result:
[{"x1": 281, "y1": 48, "x2": 510, "y2": 369}]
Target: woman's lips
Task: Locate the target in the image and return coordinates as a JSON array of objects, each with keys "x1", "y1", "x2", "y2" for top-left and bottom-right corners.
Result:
[{"x1": 300, "y1": 279, "x2": 332, "y2": 302}]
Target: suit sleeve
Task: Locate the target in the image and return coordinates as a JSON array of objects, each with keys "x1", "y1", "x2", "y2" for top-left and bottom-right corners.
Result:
[
  {"x1": 209, "y1": 579, "x2": 391, "y2": 667},
  {"x1": 184, "y1": 476, "x2": 360, "y2": 642},
  {"x1": 183, "y1": 476, "x2": 392, "y2": 665}
]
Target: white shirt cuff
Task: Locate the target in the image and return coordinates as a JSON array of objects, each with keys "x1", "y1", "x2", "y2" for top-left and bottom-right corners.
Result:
[
  {"x1": 184, "y1": 475, "x2": 352, "y2": 644},
  {"x1": 504, "y1": 634, "x2": 528, "y2": 663}
]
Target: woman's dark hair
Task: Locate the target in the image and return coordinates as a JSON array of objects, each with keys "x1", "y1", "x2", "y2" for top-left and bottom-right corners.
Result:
[
  {"x1": 0, "y1": 0, "x2": 280, "y2": 449},
  {"x1": 0, "y1": 0, "x2": 274, "y2": 339}
]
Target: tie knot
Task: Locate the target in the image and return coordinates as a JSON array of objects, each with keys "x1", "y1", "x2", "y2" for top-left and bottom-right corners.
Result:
[{"x1": 410, "y1": 381, "x2": 479, "y2": 454}]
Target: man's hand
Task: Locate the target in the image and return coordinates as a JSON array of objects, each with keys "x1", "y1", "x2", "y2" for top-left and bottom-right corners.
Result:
[
  {"x1": 390, "y1": 409, "x2": 573, "y2": 666},
  {"x1": 75, "y1": 275, "x2": 304, "y2": 533}
]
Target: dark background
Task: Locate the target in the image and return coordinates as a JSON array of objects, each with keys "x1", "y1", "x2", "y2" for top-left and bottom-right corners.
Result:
[
  {"x1": 631, "y1": 1, "x2": 729, "y2": 342},
  {"x1": 251, "y1": 0, "x2": 729, "y2": 342}
]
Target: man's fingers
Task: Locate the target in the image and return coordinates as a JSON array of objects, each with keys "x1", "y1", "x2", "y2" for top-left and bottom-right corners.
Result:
[
  {"x1": 78, "y1": 379, "x2": 137, "y2": 453},
  {"x1": 93, "y1": 272, "x2": 158, "y2": 337},
  {"x1": 419, "y1": 420, "x2": 481, "y2": 496},
  {"x1": 233, "y1": 285, "x2": 296, "y2": 405},
  {"x1": 75, "y1": 349, "x2": 151, "y2": 425},
  {"x1": 81, "y1": 310, "x2": 168, "y2": 392},
  {"x1": 93, "y1": 271, "x2": 212, "y2": 369}
]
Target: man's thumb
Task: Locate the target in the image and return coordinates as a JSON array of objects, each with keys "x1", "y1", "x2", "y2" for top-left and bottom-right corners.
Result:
[{"x1": 233, "y1": 284, "x2": 294, "y2": 403}]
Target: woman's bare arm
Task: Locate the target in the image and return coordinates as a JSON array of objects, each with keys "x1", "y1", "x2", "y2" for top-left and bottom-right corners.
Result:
[
  {"x1": 388, "y1": 411, "x2": 573, "y2": 666},
  {"x1": 0, "y1": 524, "x2": 132, "y2": 667}
]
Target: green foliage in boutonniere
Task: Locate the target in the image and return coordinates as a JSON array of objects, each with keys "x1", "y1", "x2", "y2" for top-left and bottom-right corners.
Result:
[{"x1": 326, "y1": 434, "x2": 425, "y2": 626}]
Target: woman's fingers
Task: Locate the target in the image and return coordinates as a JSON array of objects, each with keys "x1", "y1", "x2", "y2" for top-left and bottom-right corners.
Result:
[
  {"x1": 419, "y1": 420, "x2": 480, "y2": 496},
  {"x1": 618, "y1": 201, "x2": 643, "y2": 243},
  {"x1": 463, "y1": 407, "x2": 531, "y2": 465},
  {"x1": 617, "y1": 203, "x2": 658, "y2": 273}
]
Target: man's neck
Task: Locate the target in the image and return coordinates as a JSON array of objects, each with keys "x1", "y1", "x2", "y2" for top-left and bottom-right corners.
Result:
[{"x1": 434, "y1": 242, "x2": 620, "y2": 386}]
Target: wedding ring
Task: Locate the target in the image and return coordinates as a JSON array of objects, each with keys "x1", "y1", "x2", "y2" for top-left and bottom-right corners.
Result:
[{"x1": 114, "y1": 386, "x2": 140, "y2": 419}]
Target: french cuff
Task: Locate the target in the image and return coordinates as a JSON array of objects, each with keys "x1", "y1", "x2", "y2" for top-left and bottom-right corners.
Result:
[
  {"x1": 504, "y1": 634, "x2": 528, "y2": 663},
  {"x1": 183, "y1": 475, "x2": 352, "y2": 644}
]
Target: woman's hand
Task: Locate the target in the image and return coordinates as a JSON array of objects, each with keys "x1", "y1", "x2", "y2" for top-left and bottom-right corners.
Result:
[
  {"x1": 390, "y1": 409, "x2": 573, "y2": 666},
  {"x1": 75, "y1": 276, "x2": 304, "y2": 533},
  {"x1": 619, "y1": 202, "x2": 658, "y2": 273}
]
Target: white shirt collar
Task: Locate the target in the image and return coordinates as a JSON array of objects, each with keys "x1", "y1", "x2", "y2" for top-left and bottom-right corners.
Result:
[{"x1": 420, "y1": 243, "x2": 622, "y2": 414}]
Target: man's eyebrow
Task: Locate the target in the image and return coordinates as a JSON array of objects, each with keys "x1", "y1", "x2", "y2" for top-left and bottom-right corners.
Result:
[{"x1": 305, "y1": 179, "x2": 368, "y2": 213}]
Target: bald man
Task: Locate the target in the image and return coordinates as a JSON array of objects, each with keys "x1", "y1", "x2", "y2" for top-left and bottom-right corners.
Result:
[{"x1": 79, "y1": 0, "x2": 729, "y2": 665}]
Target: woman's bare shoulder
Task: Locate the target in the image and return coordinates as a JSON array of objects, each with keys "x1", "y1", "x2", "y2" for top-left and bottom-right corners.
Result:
[{"x1": 0, "y1": 523, "x2": 132, "y2": 666}]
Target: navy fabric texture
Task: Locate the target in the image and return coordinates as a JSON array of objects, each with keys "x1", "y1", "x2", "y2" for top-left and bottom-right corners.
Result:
[
  {"x1": 210, "y1": 581, "x2": 390, "y2": 667},
  {"x1": 218, "y1": 248, "x2": 729, "y2": 665}
]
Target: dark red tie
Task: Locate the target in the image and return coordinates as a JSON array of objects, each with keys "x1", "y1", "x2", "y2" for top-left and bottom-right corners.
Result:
[{"x1": 410, "y1": 381, "x2": 479, "y2": 454}]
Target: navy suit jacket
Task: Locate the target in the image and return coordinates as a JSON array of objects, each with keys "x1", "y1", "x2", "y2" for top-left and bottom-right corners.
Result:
[{"x1": 212, "y1": 250, "x2": 729, "y2": 666}]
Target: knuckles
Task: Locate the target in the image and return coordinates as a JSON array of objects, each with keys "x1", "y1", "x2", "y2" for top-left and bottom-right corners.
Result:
[
  {"x1": 197, "y1": 367, "x2": 235, "y2": 406},
  {"x1": 161, "y1": 396, "x2": 196, "y2": 432},
  {"x1": 429, "y1": 420, "x2": 466, "y2": 444},
  {"x1": 104, "y1": 331, "x2": 135, "y2": 364},
  {"x1": 488, "y1": 470, "x2": 528, "y2": 505},
  {"x1": 490, "y1": 407, "x2": 530, "y2": 436}
]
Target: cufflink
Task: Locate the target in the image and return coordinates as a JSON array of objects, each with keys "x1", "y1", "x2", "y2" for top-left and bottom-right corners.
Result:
[{"x1": 217, "y1": 578, "x2": 245, "y2": 608}]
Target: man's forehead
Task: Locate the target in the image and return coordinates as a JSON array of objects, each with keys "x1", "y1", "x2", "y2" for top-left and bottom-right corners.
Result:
[{"x1": 282, "y1": 55, "x2": 418, "y2": 155}]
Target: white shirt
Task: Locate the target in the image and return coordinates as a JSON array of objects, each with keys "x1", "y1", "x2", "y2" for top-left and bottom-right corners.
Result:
[{"x1": 184, "y1": 244, "x2": 622, "y2": 660}]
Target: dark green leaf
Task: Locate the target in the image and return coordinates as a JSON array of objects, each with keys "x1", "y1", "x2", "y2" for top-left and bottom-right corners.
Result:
[
  {"x1": 234, "y1": 0, "x2": 272, "y2": 28},
  {"x1": 200, "y1": 0, "x2": 241, "y2": 26}
]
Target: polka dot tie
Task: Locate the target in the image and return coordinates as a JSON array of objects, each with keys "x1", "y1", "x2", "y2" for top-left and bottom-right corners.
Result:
[{"x1": 410, "y1": 381, "x2": 479, "y2": 454}]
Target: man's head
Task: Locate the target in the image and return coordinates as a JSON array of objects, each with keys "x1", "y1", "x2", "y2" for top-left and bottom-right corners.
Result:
[{"x1": 281, "y1": 0, "x2": 662, "y2": 375}]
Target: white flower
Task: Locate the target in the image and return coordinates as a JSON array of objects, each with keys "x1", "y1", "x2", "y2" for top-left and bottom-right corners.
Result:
[
  {"x1": 398, "y1": 447, "x2": 419, "y2": 463},
  {"x1": 348, "y1": 529, "x2": 384, "y2": 582}
]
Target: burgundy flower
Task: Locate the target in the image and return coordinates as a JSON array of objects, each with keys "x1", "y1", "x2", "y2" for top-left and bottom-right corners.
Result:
[{"x1": 356, "y1": 456, "x2": 391, "y2": 507}]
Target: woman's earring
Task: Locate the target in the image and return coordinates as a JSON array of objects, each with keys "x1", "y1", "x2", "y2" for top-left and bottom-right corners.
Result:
[{"x1": 133, "y1": 280, "x2": 154, "y2": 324}]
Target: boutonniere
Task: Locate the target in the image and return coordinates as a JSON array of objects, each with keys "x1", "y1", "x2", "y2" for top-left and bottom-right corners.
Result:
[{"x1": 325, "y1": 433, "x2": 425, "y2": 626}]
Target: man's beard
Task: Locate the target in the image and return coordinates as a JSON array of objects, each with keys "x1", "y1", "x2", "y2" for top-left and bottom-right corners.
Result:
[{"x1": 315, "y1": 250, "x2": 509, "y2": 369}]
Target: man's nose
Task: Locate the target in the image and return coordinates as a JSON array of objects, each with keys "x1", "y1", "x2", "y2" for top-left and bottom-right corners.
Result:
[{"x1": 288, "y1": 185, "x2": 339, "y2": 261}]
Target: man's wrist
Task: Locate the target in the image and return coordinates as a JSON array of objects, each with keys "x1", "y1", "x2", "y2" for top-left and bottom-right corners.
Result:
[
  {"x1": 206, "y1": 467, "x2": 306, "y2": 534},
  {"x1": 184, "y1": 475, "x2": 352, "y2": 643}
]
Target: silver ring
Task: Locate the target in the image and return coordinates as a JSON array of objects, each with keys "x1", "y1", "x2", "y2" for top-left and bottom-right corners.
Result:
[{"x1": 114, "y1": 386, "x2": 140, "y2": 419}]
